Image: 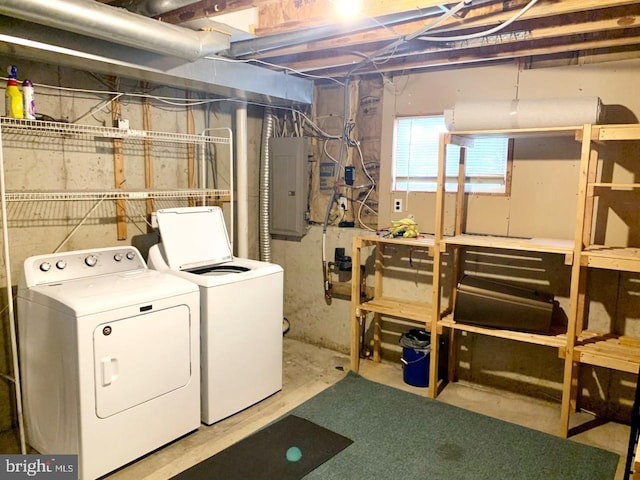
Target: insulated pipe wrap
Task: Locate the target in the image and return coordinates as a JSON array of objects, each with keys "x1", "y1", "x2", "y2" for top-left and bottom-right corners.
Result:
[{"x1": 444, "y1": 97, "x2": 602, "y2": 131}]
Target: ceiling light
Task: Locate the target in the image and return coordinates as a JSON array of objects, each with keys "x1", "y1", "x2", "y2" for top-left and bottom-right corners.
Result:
[{"x1": 333, "y1": 0, "x2": 361, "y2": 19}]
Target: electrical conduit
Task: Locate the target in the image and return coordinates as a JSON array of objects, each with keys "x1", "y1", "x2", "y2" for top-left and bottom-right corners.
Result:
[{"x1": 259, "y1": 108, "x2": 273, "y2": 263}]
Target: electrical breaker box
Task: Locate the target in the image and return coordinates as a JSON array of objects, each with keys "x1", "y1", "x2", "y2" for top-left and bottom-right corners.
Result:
[{"x1": 269, "y1": 137, "x2": 309, "y2": 238}]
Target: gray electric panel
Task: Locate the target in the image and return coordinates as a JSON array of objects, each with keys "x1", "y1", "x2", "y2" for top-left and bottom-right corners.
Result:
[{"x1": 269, "y1": 137, "x2": 309, "y2": 238}]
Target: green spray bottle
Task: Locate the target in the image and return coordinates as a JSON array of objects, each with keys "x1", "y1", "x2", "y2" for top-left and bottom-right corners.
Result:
[{"x1": 5, "y1": 65, "x2": 24, "y2": 119}]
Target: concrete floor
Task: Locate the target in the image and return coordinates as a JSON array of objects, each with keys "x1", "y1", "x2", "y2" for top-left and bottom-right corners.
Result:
[{"x1": 0, "y1": 337, "x2": 631, "y2": 479}]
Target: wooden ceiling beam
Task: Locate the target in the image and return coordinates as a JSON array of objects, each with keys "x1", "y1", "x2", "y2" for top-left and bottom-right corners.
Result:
[
  {"x1": 247, "y1": 0, "x2": 640, "y2": 59},
  {"x1": 253, "y1": 0, "x2": 640, "y2": 35},
  {"x1": 255, "y1": 0, "x2": 452, "y2": 33},
  {"x1": 94, "y1": 0, "x2": 640, "y2": 80},
  {"x1": 258, "y1": 4, "x2": 639, "y2": 69},
  {"x1": 385, "y1": 34, "x2": 640, "y2": 74},
  {"x1": 268, "y1": 15, "x2": 640, "y2": 74},
  {"x1": 303, "y1": 31, "x2": 640, "y2": 77},
  {"x1": 156, "y1": 0, "x2": 456, "y2": 29}
]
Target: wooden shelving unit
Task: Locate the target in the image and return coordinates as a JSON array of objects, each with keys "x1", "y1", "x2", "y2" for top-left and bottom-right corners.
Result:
[
  {"x1": 561, "y1": 124, "x2": 640, "y2": 434},
  {"x1": 349, "y1": 124, "x2": 640, "y2": 437},
  {"x1": 428, "y1": 123, "x2": 640, "y2": 438},
  {"x1": 349, "y1": 234, "x2": 437, "y2": 376}
]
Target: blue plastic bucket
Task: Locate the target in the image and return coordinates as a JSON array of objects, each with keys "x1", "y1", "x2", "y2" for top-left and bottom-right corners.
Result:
[{"x1": 400, "y1": 329, "x2": 430, "y2": 388}]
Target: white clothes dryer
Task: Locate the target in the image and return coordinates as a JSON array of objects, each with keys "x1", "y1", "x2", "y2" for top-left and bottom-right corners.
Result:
[
  {"x1": 147, "y1": 206, "x2": 283, "y2": 425},
  {"x1": 17, "y1": 246, "x2": 200, "y2": 480}
]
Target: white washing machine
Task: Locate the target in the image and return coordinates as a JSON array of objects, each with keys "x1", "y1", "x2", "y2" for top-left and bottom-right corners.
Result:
[
  {"x1": 17, "y1": 246, "x2": 200, "y2": 480},
  {"x1": 147, "y1": 206, "x2": 283, "y2": 425}
]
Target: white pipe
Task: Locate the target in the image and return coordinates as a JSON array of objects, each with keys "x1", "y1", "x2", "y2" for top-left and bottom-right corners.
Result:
[
  {"x1": 235, "y1": 103, "x2": 249, "y2": 258},
  {"x1": 201, "y1": 127, "x2": 234, "y2": 250}
]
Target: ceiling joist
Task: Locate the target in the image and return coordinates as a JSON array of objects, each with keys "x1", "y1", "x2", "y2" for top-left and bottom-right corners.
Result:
[{"x1": 54, "y1": 1, "x2": 640, "y2": 81}]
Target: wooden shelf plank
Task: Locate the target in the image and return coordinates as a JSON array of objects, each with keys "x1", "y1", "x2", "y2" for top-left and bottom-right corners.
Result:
[
  {"x1": 442, "y1": 234, "x2": 574, "y2": 255},
  {"x1": 449, "y1": 125, "x2": 581, "y2": 140},
  {"x1": 439, "y1": 317, "x2": 567, "y2": 348},
  {"x1": 357, "y1": 296, "x2": 432, "y2": 324},
  {"x1": 582, "y1": 246, "x2": 640, "y2": 272},
  {"x1": 575, "y1": 332, "x2": 640, "y2": 373},
  {"x1": 590, "y1": 182, "x2": 640, "y2": 189},
  {"x1": 356, "y1": 234, "x2": 436, "y2": 249},
  {"x1": 593, "y1": 124, "x2": 640, "y2": 141}
]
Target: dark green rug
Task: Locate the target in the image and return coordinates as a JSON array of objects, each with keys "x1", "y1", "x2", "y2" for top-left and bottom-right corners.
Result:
[{"x1": 287, "y1": 372, "x2": 619, "y2": 480}]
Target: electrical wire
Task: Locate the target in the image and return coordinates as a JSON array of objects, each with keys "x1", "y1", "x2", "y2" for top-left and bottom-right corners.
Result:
[
  {"x1": 2, "y1": 75, "x2": 349, "y2": 139},
  {"x1": 319, "y1": 0, "x2": 476, "y2": 301},
  {"x1": 203, "y1": 55, "x2": 345, "y2": 86},
  {"x1": 353, "y1": 140, "x2": 377, "y2": 231},
  {"x1": 347, "y1": 0, "x2": 471, "y2": 77},
  {"x1": 70, "y1": 93, "x2": 124, "y2": 124},
  {"x1": 418, "y1": 0, "x2": 540, "y2": 42}
]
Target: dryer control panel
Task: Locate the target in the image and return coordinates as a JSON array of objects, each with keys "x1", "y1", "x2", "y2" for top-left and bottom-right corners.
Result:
[{"x1": 21, "y1": 247, "x2": 146, "y2": 287}]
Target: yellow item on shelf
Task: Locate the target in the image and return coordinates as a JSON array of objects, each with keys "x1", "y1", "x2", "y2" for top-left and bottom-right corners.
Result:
[
  {"x1": 5, "y1": 65, "x2": 24, "y2": 119},
  {"x1": 388, "y1": 216, "x2": 419, "y2": 238}
]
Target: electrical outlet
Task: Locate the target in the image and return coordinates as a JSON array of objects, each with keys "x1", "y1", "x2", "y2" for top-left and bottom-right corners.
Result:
[{"x1": 393, "y1": 198, "x2": 403, "y2": 213}]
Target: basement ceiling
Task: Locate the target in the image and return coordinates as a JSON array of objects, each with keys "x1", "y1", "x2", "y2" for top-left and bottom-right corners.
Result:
[{"x1": 97, "y1": 0, "x2": 640, "y2": 78}]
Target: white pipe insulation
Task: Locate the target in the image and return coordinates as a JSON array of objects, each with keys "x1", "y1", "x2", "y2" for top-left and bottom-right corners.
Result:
[{"x1": 444, "y1": 97, "x2": 602, "y2": 131}]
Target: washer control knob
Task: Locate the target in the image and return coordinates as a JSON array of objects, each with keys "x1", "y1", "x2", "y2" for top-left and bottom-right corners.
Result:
[
  {"x1": 39, "y1": 262, "x2": 51, "y2": 272},
  {"x1": 113, "y1": 253, "x2": 123, "y2": 262},
  {"x1": 85, "y1": 255, "x2": 98, "y2": 267},
  {"x1": 126, "y1": 251, "x2": 136, "y2": 260},
  {"x1": 55, "y1": 260, "x2": 67, "y2": 270}
]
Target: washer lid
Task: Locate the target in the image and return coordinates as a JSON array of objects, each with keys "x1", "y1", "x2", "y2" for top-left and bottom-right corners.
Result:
[{"x1": 156, "y1": 206, "x2": 233, "y2": 270}]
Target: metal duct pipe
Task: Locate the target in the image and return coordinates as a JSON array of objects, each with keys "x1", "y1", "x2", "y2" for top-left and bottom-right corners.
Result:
[
  {"x1": 259, "y1": 108, "x2": 274, "y2": 263},
  {"x1": 128, "y1": 0, "x2": 203, "y2": 17},
  {"x1": 0, "y1": 0, "x2": 229, "y2": 61},
  {"x1": 227, "y1": 7, "x2": 445, "y2": 58}
]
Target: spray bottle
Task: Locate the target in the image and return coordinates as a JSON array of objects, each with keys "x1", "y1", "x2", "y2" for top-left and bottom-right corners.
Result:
[
  {"x1": 22, "y1": 79, "x2": 35, "y2": 120},
  {"x1": 5, "y1": 65, "x2": 24, "y2": 119}
]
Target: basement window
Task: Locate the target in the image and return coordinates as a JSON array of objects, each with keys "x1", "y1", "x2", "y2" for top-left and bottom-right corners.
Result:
[{"x1": 392, "y1": 115, "x2": 512, "y2": 194}]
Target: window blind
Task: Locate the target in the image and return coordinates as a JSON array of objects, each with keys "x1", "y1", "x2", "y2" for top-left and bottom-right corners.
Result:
[{"x1": 393, "y1": 115, "x2": 509, "y2": 193}]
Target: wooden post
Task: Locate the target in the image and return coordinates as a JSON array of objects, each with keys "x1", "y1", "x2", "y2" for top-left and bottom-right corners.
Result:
[
  {"x1": 142, "y1": 86, "x2": 153, "y2": 232},
  {"x1": 447, "y1": 146, "x2": 467, "y2": 384},
  {"x1": 111, "y1": 78, "x2": 127, "y2": 240},
  {"x1": 560, "y1": 124, "x2": 593, "y2": 437},
  {"x1": 429, "y1": 133, "x2": 447, "y2": 399},
  {"x1": 350, "y1": 236, "x2": 363, "y2": 372},
  {"x1": 186, "y1": 91, "x2": 196, "y2": 206},
  {"x1": 373, "y1": 243, "x2": 385, "y2": 363}
]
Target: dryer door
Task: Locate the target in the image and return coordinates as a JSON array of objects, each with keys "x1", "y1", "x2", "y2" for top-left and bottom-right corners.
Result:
[{"x1": 93, "y1": 305, "x2": 192, "y2": 418}]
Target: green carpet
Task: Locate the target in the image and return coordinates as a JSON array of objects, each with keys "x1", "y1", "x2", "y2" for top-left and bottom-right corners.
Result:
[{"x1": 289, "y1": 372, "x2": 619, "y2": 480}]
